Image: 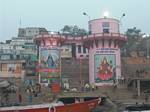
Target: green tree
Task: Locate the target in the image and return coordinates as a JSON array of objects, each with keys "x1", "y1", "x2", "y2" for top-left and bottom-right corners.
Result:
[
  {"x1": 61, "y1": 25, "x2": 87, "y2": 37},
  {"x1": 123, "y1": 27, "x2": 142, "y2": 56}
]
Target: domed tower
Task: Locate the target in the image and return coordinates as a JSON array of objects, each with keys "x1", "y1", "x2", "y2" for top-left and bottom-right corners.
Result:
[{"x1": 84, "y1": 17, "x2": 127, "y2": 86}]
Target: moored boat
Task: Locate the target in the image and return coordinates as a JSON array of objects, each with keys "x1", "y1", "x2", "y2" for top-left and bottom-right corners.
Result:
[
  {"x1": 0, "y1": 97, "x2": 100, "y2": 112},
  {"x1": 124, "y1": 104, "x2": 150, "y2": 112}
]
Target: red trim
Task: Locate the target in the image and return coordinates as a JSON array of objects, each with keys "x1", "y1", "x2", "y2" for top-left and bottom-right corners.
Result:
[
  {"x1": 0, "y1": 99, "x2": 100, "y2": 112},
  {"x1": 36, "y1": 68, "x2": 60, "y2": 72}
]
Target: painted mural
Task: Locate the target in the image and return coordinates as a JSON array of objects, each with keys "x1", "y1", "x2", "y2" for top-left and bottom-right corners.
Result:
[
  {"x1": 94, "y1": 54, "x2": 116, "y2": 83},
  {"x1": 39, "y1": 47, "x2": 60, "y2": 81}
]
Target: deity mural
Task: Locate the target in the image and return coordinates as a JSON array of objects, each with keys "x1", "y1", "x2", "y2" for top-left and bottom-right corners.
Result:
[
  {"x1": 40, "y1": 48, "x2": 60, "y2": 69},
  {"x1": 94, "y1": 54, "x2": 116, "y2": 83},
  {"x1": 46, "y1": 53, "x2": 57, "y2": 69},
  {"x1": 39, "y1": 47, "x2": 60, "y2": 83}
]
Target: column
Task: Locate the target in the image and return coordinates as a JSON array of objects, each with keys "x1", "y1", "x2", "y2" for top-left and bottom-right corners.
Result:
[
  {"x1": 76, "y1": 45, "x2": 78, "y2": 58},
  {"x1": 137, "y1": 79, "x2": 141, "y2": 97}
]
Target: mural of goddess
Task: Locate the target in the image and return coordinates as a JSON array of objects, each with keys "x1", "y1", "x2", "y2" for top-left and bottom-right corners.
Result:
[{"x1": 97, "y1": 57, "x2": 113, "y2": 80}]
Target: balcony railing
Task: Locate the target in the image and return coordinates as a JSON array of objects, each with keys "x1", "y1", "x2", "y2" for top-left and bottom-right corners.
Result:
[{"x1": 36, "y1": 33, "x2": 127, "y2": 41}]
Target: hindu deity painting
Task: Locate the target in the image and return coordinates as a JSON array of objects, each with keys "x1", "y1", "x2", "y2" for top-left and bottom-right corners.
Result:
[{"x1": 94, "y1": 54, "x2": 116, "y2": 83}]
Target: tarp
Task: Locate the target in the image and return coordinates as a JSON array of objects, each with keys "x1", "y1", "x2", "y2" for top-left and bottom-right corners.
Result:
[{"x1": 0, "y1": 80, "x2": 10, "y2": 88}]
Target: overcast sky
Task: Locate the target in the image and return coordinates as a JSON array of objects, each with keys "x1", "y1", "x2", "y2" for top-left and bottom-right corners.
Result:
[{"x1": 0, "y1": 0, "x2": 150, "y2": 42}]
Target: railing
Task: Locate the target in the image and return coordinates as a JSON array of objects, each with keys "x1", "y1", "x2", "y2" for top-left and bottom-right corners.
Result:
[{"x1": 36, "y1": 33, "x2": 127, "y2": 41}]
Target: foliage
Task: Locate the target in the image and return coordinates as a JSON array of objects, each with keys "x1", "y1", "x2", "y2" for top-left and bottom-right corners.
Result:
[
  {"x1": 122, "y1": 27, "x2": 150, "y2": 57},
  {"x1": 122, "y1": 27, "x2": 142, "y2": 56},
  {"x1": 61, "y1": 25, "x2": 88, "y2": 37}
]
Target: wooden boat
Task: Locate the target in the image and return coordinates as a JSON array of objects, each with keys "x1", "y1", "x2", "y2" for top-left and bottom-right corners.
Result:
[
  {"x1": 124, "y1": 104, "x2": 150, "y2": 112},
  {"x1": 0, "y1": 97, "x2": 100, "y2": 112}
]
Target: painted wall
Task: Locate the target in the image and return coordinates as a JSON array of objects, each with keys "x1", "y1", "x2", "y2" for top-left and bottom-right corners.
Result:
[
  {"x1": 89, "y1": 40, "x2": 121, "y2": 86},
  {"x1": 39, "y1": 46, "x2": 60, "y2": 83},
  {"x1": 37, "y1": 37, "x2": 61, "y2": 84}
]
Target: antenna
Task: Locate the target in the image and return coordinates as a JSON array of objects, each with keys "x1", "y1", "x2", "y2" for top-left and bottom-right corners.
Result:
[{"x1": 19, "y1": 17, "x2": 22, "y2": 28}]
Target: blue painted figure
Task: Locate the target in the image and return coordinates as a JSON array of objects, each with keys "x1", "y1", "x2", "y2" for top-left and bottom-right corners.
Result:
[{"x1": 47, "y1": 54, "x2": 56, "y2": 68}]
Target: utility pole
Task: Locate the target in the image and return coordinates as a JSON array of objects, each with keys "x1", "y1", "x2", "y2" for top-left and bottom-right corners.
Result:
[
  {"x1": 119, "y1": 13, "x2": 125, "y2": 33},
  {"x1": 83, "y1": 12, "x2": 91, "y2": 34}
]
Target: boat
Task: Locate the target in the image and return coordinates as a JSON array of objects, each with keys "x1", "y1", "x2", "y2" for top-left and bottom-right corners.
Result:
[
  {"x1": 0, "y1": 97, "x2": 101, "y2": 112},
  {"x1": 124, "y1": 103, "x2": 150, "y2": 112}
]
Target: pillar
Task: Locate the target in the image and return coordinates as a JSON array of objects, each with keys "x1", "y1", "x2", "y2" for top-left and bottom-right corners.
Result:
[{"x1": 137, "y1": 79, "x2": 141, "y2": 97}]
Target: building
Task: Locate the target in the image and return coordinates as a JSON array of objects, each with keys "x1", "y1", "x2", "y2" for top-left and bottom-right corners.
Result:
[
  {"x1": 0, "y1": 16, "x2": 127, "y2": 87},
  {"x1": 34, "y1": 16, "x2": 127, "y2": 86},
  {"x1": 18, "y1": 27, "x2": 48, "y2": 37},
  {"x1": 86, "y1": 17, "x2": 126, "y2": 86},
  {"x1": 0, "y1": 27, "x2": 49, "y2": 85},
  {"x1": 0, "y1": 43, "x2": 26, "y2": 82}
]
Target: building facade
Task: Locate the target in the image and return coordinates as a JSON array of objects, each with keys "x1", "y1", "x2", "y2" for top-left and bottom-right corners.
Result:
[
  {"x1": 0, "y1": 44, "x2": 25, "y2": 80},
  {"x1": 0, "y1": 27, "x2": 49, "y2": 84},
  {"x1": 0, "y1": 17, "x2": 127, "y2": 87},
  {"x1": 35, "y1": 17, "x2": 127, "y2": 86}
]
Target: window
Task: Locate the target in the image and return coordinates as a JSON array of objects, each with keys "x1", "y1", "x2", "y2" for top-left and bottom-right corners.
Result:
[
  {"x1": 65, "y1": 49, "x2": 69, "y2": 51},
  {"x1": 78, "y1": 45, "x2": 81, "y2": 53},
  {"x1": 103, "y1": 29, "x2": 109, "y2": 33},
  {"x1": 83, "y1": 47, "x2": 86, "y2": 53},
  {"x1": 102, "y1": 22, "x2": 110, "y2": 33}
]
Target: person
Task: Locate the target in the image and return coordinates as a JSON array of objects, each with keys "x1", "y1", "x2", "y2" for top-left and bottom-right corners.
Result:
[
  {"x1": 75, "y1": 98, "x2": 80, "y2": 103},
  {"x1": 113, "y1": 80, "x2": 117, "y2": 91},
  {"x1": 91, "y1": 83, "x2": 95, "y2": 91},
  {"x1": 85, "y1": 83, "x2": 90, "y2": 91},
  {"x1": 18, "y1": 92, "x2": 22, "y2": 104},
  {"x1": 35, "y1": 83, "x2": 41, "y2": 94},
  {"x1": 26, "y1": 87, "x2": 33, "y2": 104},
  {"x1": 63, "y1": 81, "x2": 69, "y2": 91}
]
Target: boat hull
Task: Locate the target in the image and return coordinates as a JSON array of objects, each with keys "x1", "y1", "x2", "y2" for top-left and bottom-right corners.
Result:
[{"x1": 0, "y1": 99, "x2": 99, "y2": 112}]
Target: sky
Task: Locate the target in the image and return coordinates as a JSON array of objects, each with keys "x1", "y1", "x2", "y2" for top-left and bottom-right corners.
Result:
[{"x1": 0, "y1": 0, "x2": 150, "y2": 42}]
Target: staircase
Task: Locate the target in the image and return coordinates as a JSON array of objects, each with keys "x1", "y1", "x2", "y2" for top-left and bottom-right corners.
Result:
[{"x1": 61, "y1": 58, "x2": 89, "y2": 88}]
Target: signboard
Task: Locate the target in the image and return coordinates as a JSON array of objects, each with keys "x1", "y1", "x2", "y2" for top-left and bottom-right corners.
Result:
[
  {"x1": 39, "y1": 47, "x2": 60, "y2": 80},
  {"x1": 94, "y1": 49, "x2": 116, "y2": 84}
]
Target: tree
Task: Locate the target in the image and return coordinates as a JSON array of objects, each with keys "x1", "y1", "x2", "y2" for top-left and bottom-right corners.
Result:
[
  {"x1": 61, "y1": 25, "x2": 87, "y2": 37},
  {"x1": 61, "y1": 25, "x2": 73, "y2": 34},
  {"x1": 123, "y1": 27, "x2": 142, "y2": 56},
  {"x1": 126, "y1": 27, "x2": 141, "y2": 38}
]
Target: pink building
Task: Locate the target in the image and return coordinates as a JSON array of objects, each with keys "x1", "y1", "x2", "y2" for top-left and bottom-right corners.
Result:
[
  {"x1": 35, "y1": 17, "x2": 127, "y2": 86},
  {"x1": 84, "y1": 17, "x2": 127, "y2": 86},
  {"x1": 35, "y1": 35, "x2": 62, "y2": 84},
  {"x1": 89, "y1": 18, "x2": 120, "y2": 34}
]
